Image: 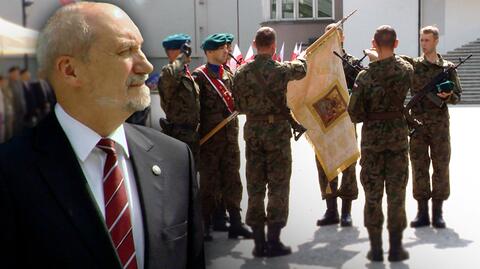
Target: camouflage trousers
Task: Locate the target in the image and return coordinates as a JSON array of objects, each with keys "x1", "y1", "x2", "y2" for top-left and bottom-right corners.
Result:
[
  {"x1": 245, "y1": 136, "x2": 291, "y2": 228},
  {"x1": 315, "y1": 158, "x2": 358, "y2": 200},
  {"x1": 409, "y1": 120, "x2": 450, "y2": 201},
  {"x1": 199, "y1": 130, "x2": 242, "y2": 222},
  {"x1": 360, "y1": 149, "x2": 408, "y2": 232}
]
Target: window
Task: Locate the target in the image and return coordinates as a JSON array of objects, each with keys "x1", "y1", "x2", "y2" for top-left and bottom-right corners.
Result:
[
  {"x1": 268, "y1": 0, "x2": 333, "y2": 20},
  {"x1": 299, "y1": 0, "x2": 313, "y2": 18},
  {"x1": 270, "y1": 0, "x2": 277, "y2": 19},
  {"x1": 318, "y1": 0, "x2": 332, "y2": 18},
  {"x1": 282, "y1": 0, "x2": 294, "y2": 19}
]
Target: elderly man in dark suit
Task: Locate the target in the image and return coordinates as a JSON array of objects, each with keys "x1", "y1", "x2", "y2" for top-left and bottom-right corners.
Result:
[{"x1": 0, "y1": 2, "x2": 205, "y2": 269}]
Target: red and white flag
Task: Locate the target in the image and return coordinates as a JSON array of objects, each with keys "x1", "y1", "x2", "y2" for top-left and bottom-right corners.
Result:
[
  {"x1": 290, "y1": 43, "x2": 298, "y2": 60},
  {"x1": 290, "y1": 42, "x2": 303, "y2": 60},
  {"x1": 278, "y1": 42, "x2": 285, "y2": 62},
  {"x1": 244, "y1": 45, "x2": 254, "y2": 63},
  {"x1": 228, "y1": 44, "x2": 243, "y2": 73},
  {"x1": 272, "y1": 42, "x2": 284, "y2": 62},
  {"x1": 59, "y1": 0, "x2": 77, "y2": 5}
]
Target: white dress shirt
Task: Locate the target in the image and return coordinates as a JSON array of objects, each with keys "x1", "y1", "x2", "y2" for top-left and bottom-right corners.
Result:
[{"x1": 55, "y1": 104, "x2": 144, "y2": 269}]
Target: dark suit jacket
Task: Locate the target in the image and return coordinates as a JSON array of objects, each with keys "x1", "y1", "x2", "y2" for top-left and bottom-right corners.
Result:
[{"x1": 0, "y1": 113, "x2": 205, "y2": 269}]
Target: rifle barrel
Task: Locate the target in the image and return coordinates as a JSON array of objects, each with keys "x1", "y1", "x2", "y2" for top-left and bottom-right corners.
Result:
[{"x1": 228, "y1": 53, "x2": 241, "y2": 65}]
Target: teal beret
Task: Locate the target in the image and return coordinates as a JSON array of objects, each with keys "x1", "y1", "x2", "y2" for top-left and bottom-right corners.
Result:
[
  {"x1": 201, "y1": 33, "x2": 228, "y2": 51},
  {"x1": 224, "y1": 33, "x2": 234, "y2": 44},
  {"x1": 162, "y1": 33, "x2": 191, "y2": 50}
]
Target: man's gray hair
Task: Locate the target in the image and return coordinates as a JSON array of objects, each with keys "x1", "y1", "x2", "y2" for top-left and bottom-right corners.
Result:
[{"x1": 36, "y1": 3, "x2": 96, "y2": 77}]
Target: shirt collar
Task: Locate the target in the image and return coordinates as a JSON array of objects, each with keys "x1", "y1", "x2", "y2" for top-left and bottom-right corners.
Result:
[
  {"x1": 420, "y1": 53, "x2": 445, "y2": 67},
  {"x1": 54, "y1": 104, "x2": 130, "y2": 162}
]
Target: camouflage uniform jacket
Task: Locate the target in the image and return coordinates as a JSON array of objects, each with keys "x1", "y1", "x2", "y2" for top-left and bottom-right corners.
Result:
[
  {"x1": 403, "y1": 54, "x2": 462, "y2": 124},
  {"x1": 232, "y1": 54, "x2": 307, "y2": 140},
  {"x1": 348, "y1": 55, "x2": 414, "y2": 152},
  {"x1": 158, "y1": 54, "x2": 200, "y2": 128},
  {"x1": 192, "y1": 64, "x2": 237, "y2": 140}
]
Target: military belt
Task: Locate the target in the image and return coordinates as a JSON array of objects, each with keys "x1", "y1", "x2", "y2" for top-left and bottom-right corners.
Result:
[
  {"x1": 247, "y1": 114, "x2": 289, "y2": 124},
  {"x1": 365, "y1": 111, "x2": 404, "y2": 121}
]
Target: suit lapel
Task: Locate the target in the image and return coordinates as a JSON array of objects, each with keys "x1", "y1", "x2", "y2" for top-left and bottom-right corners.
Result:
[
  {"x1": 124, "y1": 124, "x2": 166, "y2": 269},
  {"x1": 33, "y1": 114, "x2": 122, "y2": 268}
]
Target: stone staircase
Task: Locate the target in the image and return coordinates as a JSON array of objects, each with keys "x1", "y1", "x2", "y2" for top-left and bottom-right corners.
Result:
[{"x1": 443, "y1": 39, "x2": 480, "y2": 105}]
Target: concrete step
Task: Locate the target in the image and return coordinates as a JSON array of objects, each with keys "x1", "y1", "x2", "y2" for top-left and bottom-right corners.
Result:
[
  {"x1": 458, "y1": 71, "x2": 480, "y2": 74},
  {"x1": 458, "y1": 74, "x2": 480, "y2": 78},
  {"x1": 459, "y1": 43, "x2": 480, "y2": 48},
  {"x1": 457, "y1": 66, "x2": 480, "y2": 69},
  {"x1": 457, "y1": 69, "x2": 480, "y2": 72},
  {"x1": 459, "y1": 78, "x2": 480, "y2": 82},
  {"x1": 443, "y1": 55, "x2": 479, "y2": 58},
  {"x1": 444, "y1": 53, "x2": 479, "y2": 56}
]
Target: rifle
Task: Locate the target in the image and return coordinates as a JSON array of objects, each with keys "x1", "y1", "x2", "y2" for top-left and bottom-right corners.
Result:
[
  {"x1": 228, "y1": 52, "x2": 242, "y2": 65},
  {"x1": 405, "y1": 54, "x2": 472, "y2": 135},
  {"x1": 333, "y1": 51, "x2": 367, "y2": 83}
]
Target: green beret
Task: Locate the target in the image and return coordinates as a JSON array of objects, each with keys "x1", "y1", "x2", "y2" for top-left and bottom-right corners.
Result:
[
  {"x1": 201, "y1": 33, "x2": 228, "y2": 51},
  {"x1": 224, "y1": 33, "x2": 234, "y2": 44},
  {"x1": 162, "y1": 33, "x2": 191, "y2": 50}
]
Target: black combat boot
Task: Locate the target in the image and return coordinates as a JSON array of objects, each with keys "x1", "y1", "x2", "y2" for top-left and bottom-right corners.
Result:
[
  {"x1": 204, "y1": 221, "x2": 213, "y2": 242},
  {"x1": 212, "y1": 205, "x2": 229, "y2": 232},
  {"x1": 366, "y1": 228, "x2": 383, "y2": 262},
  {"x1": 316, "y1": 197, "x2": 340, "y2": 226},
  {"x1": 340, "y1": 199, "x2": 353, "y2": 227},
  {"x1": 410, "y1": 199, "x2": 430, "y2": 228},
  {"x1": 432, "y1": 200, "x2": 446, "y2": 228},
  {"x1": 228, "y1": 209, "x2": 253, "y2": 239},
  {"x1": 252, "y1": 226, "x2": 267, "y2": 257},
  {"x1": 388, "y1": 231, "x2": 409, "y2": 262},
  {"x1": 266, "y1": 224, "x2": 292, "y2": 257}
]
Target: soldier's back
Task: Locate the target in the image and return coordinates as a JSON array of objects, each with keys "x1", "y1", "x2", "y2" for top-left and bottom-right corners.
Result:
[
  {"x1": 232, "y1": 55, "x2": 306, "y2": 140},
  {"x1": 354, "y1": 55, "x2": 413, "y2": 152}
]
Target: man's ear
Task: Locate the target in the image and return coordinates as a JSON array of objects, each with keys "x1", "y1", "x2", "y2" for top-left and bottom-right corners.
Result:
[
  {"x1": 393, "y1": 39, "x2": 399, "y2": 49},
  {"x1": 253, "y1": 40, "x2": 257, "y2": 50},
  {"x1": 55, "y1": 56, "x2": 82, "y2": 87}
]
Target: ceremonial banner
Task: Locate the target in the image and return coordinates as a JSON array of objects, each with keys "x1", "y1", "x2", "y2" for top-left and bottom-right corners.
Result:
[
  {"x1": 0, "y1": 17, "x2": 38, "y2": 56},
  {"x1": 286, "y1": 24, "x2": 359, "y2": 183}
]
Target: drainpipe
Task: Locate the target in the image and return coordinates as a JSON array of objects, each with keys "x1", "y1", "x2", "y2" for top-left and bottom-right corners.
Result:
[
  {"x1": 418, "y1": 0, "x2": 422, "y2": 56},
  {"x1": 237, "y1": 0, "x2": 240, "y2": 46}
]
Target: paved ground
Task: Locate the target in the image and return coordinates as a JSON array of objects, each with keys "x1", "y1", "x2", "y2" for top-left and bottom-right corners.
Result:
[{"x1": 205, "y1": 106, "x2": 480, "y2": 269}]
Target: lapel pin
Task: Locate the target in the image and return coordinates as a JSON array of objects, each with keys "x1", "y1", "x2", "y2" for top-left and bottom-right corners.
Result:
[{"x1": 152, "y1": 165, "x2": 162, "y2": 176}]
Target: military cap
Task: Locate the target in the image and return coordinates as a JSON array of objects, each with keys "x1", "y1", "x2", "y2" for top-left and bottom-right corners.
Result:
[
  {"x1": 224, "y1": 33, "x2": 235, "y2": 44},
  {"x1": 201, "y1": 33, "x2": 228, "y2": 50},
  {"x1": 162, "y1": 33, "x2": 191, "y2": 50}
]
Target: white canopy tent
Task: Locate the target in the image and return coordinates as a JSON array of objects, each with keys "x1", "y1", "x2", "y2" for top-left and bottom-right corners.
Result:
[{"x1": 0, "y1": 16, "x2": 39, "y2": 56}]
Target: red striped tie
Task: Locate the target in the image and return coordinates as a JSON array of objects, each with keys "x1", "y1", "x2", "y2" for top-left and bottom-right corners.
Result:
[{"x1": 97, "y1": 138, "x2": 138, "y2": 269}]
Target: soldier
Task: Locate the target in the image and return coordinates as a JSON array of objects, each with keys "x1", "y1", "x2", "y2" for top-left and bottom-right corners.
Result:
[
  {"x1": 211, "y1": 32, "x2": 236, "y2": 232},
  {"x1": 157, "y1": 34, "x2": 201, "y2": 164},
  {"x1": 316, "y1": 23, "x2": 359, "y2": 227},
  {"x1": 192, "y1": 33, "x2": 251, "y2": 241},
  {"x1": 348, "y1": 25, "x2": 413, "y2": 262},
  {"x1": 232, "y1": 27, "x2": 307, "y2": 257},
  {"x1": 406, "y1": 26, "x2": 462, "y2": 229}
]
